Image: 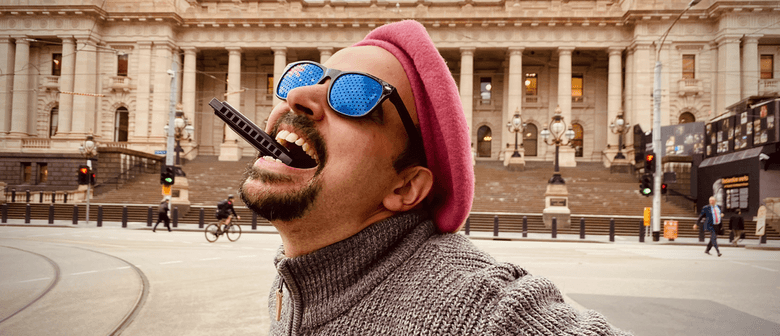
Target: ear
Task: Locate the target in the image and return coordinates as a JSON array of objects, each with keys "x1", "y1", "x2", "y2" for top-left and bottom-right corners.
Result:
[{"x1": 382, "y1": 166, "x2": 434, "y2": 212}]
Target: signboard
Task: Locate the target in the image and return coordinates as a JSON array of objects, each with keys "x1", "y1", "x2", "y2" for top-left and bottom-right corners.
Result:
[
  {"x1": 734, "y1": 109, "x2": 753, "y2": 151},
  {"x1": 660, "y1": 122, "x2": 705, "y2": 157},
  {"x1": 162, "y1": 185, "x2": 171, "y2": 196},
  {"x1": 751, "y1": 100, "x2": 778, "y2": 147},
  {"x1": 643, "y1": 207, "x2": 652, "y2": 226},
  {"x1": 550, "y1": 198, "x2": 567, "y2": 207},
  {"x1": 756, "y1": 205, "x2": 766, "y2": 236},
  {"x1": 155, "y1": 150, "x2": 167, "y2": 155},
  {"x1": 664, "y1": 220, "x2": 678, "y2": 240},
  {"x1": 723, "y1": 175, "x2": 749, "y2": 210}
]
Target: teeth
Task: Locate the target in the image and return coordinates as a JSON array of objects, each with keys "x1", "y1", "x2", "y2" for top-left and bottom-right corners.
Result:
[
  {"x1": 285, "y1": 132, "x2": 299, "y2": 143},
  {"x1": 276, "y1": 130, "x2": 290, "y2": 140},
  {"x1": 275, "y1": 129, "x2": 319, "y2": 163},
  {"x1": 295, "y1": 138, "x2": 305, "y2": 146},
  {"x1": 302, "y1": 143, "x2": 310, "y2": 152}
]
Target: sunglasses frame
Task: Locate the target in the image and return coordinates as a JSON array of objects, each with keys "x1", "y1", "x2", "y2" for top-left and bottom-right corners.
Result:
[{"x1": 276, "y1": 61, "x2": 426, "y2": 167}]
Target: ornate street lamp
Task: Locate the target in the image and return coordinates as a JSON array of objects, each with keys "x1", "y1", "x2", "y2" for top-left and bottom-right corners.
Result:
[
  {"x1": 164, "y1": 104, "x2": 194, "y2": 165},
  {"x1": 78, "y1": 133, "x2": 98, "y2": 225},
  {"x1": 608, "y1": 109, "x2": 631, "y2": 160},
  {"x1": 541, "y1": 106, "x2": 575, "y2": 185},
  {"x1": 506, "y1": 108, "x2": 525, "y2": 158}
]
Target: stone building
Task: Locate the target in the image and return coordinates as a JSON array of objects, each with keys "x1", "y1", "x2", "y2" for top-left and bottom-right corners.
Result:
[{"x1": 1, "y1": 0, "x2": 779, "y2": 194}]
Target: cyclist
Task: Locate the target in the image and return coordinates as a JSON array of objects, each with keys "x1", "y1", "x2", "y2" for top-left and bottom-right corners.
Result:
[{"x1": 216, "y1": 195, "x2": 240, "y2": 232}]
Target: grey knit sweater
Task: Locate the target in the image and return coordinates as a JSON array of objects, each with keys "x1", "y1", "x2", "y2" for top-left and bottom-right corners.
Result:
[{"x1": 269, "y1": 211, "x2": 632, "y2": 336}]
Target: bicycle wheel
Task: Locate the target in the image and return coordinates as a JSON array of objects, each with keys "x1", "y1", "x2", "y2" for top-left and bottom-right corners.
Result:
[
  {"x1": 226, "y1": 223, "x2": 242, "y2": 242},
  {"x1": 205, "y1": 224, "x2": 220, "y2": 243}
]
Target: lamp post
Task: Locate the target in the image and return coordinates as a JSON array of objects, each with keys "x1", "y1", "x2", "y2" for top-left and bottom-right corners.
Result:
[
  {"x1": 165, "y1": 104, "x2": 194, "y2": 165},
  {"x1": 651, "y1": 0, "x2": 702, "y2": 239},
  {"x1": 541, "y1": 105, "x2": 575, "y2": 185},
  {"x1": 506, "y1": 108, "x2": 525, "y2": 158},
  {"x1": 609, "y1": 110, "x2": 631, "y2": 160},
  {"x1": 78, "y1": 134, "x2": 98, "y2": 225}
]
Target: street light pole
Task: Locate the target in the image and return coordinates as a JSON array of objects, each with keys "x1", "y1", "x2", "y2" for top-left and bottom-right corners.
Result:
[{"x1": 652, "y1": 0, "x2": 702, "y2": 239}]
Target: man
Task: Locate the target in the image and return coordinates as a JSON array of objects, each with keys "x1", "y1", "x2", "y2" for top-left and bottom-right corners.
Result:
[
  {"x1": 216, "y1": 194, "x2": 240, "y2": 231},
  {"x1": 729, "y1": 208, "x2": 745, "y2": 246},
  {"x1": 239, "y1": 20, "x2": 630, "y2": 335},
  {"x1": 695, "y1": 196, "x2": 723, "y2": 256},
  {"x1": 153, "y1": 197, "x2": 171, "y2": 233}
]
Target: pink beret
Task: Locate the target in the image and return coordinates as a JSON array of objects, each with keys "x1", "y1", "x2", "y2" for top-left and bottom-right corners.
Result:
[{"x1": 353, "y1": 20, "x2": 474, "y2": 233}]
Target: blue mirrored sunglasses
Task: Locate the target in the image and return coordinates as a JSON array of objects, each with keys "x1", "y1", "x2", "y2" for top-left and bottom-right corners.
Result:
[{"x1": 276, "y1": 61, "x2": 426, "y2": 166}]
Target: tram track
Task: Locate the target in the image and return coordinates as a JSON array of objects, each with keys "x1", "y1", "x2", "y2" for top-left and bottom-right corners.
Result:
[{"x1": 0, "y1": 245, "x2": 61, "y2": 325}]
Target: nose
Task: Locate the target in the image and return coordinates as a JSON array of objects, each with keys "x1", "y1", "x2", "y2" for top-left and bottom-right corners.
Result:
[{"x1": 284, "y1": 81, "x2": 330, "y2": 122}]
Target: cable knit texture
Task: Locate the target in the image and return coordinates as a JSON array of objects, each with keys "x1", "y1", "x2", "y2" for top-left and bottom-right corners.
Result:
[{"x1": 269, "y1": 211, "x2": 632, "y2": 336}]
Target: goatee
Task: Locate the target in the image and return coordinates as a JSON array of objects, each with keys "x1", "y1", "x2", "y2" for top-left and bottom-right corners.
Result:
[{"x1": 238, "y1": 164, "x2": 322, "y2": 222}]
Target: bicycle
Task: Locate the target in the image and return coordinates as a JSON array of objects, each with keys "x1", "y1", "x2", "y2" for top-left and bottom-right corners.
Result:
[{"x1": 205, "y1": 219, "x2": 242, "y2": 243}]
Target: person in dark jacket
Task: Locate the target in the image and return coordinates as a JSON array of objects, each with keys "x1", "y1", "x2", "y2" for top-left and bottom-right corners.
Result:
[
  {"x1": 730, "y1": 208, "x2": 745, "y2": 246},
  {"x1": 153, "y1": 197, "x2": 171, "y2": 233},
  {"x1": 216, "y1": 195, "x2": 240, "y2": 232},
  {"x1": 695, "y1": 196, "x2": 722, "y2": 256}
]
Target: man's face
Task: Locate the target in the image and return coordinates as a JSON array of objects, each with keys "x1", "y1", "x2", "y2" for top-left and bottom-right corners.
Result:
[
  {"x1": 239, "y1": 46, "x2": 416, "y2": 227},
  {"x1": 710, "y1": 198, "x2": 716, "y2": 206}
]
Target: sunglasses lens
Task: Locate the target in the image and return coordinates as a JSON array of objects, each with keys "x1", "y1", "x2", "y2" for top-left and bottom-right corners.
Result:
[
  {"x1": 277, "y1": 63, "x2": 323, "y2": 99},
  {"x1": 330, "y1": 74, "x2": 384, "y2": 116}
]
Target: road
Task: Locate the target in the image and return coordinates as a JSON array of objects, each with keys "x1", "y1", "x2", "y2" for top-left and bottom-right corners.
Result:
[{"x1": 1, "y1": 226, "x2": 778, "y2": 336}]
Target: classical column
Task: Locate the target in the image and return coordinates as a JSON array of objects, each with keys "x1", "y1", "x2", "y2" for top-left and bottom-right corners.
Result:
[
  {"x1": 272, "y1": 47, "x2": 287, "y2": 107},
  {"x1": 0, "y1": 37, "x2": 14, "y2": 135},
  {"x1": 556, "y1": 47, "x2": 576, "y2": 167},
  {"x1": 56, "y1": 36, "x2": 76, "y2": 136},
  {"x1": 150, "y1": 42, "x2": 175, "y2": 139},
  {"x1": 742, "y1": 35, "x2": 762, "y2": 99},
  {"x1": 607, "y1": 48, "x2": 623, "y2": 154},
  {"x1": 717, "y1": 35, "x2": 742, "y2": 111},
  {"x1": 459, "y1": 47, "x2": 475, "y2": 144},
  {"x1": 505, "y1": 47, "x2": 525, "y2": 164},
  {"x1": 10, "y1": 36, "x2": 30, "y2": 136},
  {"x1": 624, "y1": 48, "x2": 634, "y2": 136},
  {"x1": 219, "y1": 47, "x2": 243, "y2": 161},
  {"x1": 133, "y1": 41, "x2": 153, "y2": 140},
  {"x1": 318, "y1": 47, "x2": 334, "y2": 64},
  {"x1": 633, "y1": 43, "x2": 653, "y2": 132},
  {"x1": 182, "y1": 47, "x2": 197, "y2": 140},
  {"x1": 71, "y1": 37, "x2": 99, "y2": 137}
]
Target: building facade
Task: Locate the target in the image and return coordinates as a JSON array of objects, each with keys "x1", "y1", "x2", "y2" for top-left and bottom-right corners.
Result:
[{"x1": 1, "y1": 0, "x2": 779, "y2": 192}]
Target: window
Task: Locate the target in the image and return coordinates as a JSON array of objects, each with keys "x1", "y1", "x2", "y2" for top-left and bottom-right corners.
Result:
[
  {"x1": 115, "y1": 107, "x2": 129, "y2": 142},
  {"x1": 267, "y1": 75, "x2": 274, "y2": 94},
  {"x1": 571, "y1": 74, "x2": 583, "y2": 103},
  {"x1": 477, "y1": 125, "x2": 492, "y2": 157},
  {"x1": 525, "y1": 73, "x2": 537, "y2": 96},
  {"x1": 49, "y1": 107, "x2": 58, "y2": 137},
  {"x1": 21, "y1": 163, "x2": 32, "y2": 183},
  {"x1": 682, "y1": 55, "x2": 695, "y2": 79},
  {"x1": 679, "y1": 112, "x2": 696, "y2": 124},
  {"x1": 572, "y1": 123, "x2": 584, "y2": 157},
  {"x1": 117, "y1": 54, "x2": 128, "y2": 77},
  {"x1": 479, "y1": 77, "x2": 492, "y2": 105},
  {"x1": 524, "y1": 124, "x2": 538, "y2": 157},
  {"x1": 52, "y1": 53, "x2": 62, "y2": 76},
  {"x1": 761, "y1": 55, "x2": 774, "y2": 79},
  {"x1": 38, "y1": 163, "x2": 48, "y2": 184}
]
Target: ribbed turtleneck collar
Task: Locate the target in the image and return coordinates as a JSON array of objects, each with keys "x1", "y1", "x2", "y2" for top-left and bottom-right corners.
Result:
[{"x1": 273, "y1": 210, "x2": 436, "y2": 332}]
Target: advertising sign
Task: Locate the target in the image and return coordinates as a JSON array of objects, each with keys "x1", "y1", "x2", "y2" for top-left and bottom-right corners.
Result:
[
  {"x1": 660, "y1": 122, "x2": 705, "y2": 157},
  {"x1": 751, "y1": 100, "x2": 778, "y2": 147},
  {"x1": 643, "y1": 207, "x2": 651, "y2": 227},
  {"x1": 664, "y1": 220, "x2": 678, "y2": 240}
]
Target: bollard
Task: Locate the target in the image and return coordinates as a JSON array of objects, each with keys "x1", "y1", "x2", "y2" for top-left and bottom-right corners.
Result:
[
  {"x1": 552, "y1": 217, "x2": 557, "y2": 239},
  {"x1": 39, "y1": 191, "x2": 44, "y2": 203},
  {"x1": 580, "y1": 218, "x2": 585, "y2": 239},
  {"x1": 698, "y1": 223, "x2": 705, "y2": 242},
  {"x1": 25, "y1": 204, "x2": 31, "y2": 224},
  {"x1": 493, "y1": 215, "x2": 499, "y2": 237},
  {"x1": 147, "y1": 206, "x2": 153, "y2": 227},
  {"x1": 199, "y1": 208, "x2": 205, "y2": 229},
  {"x1": 252, "y1": 212, "x2": 257, "y2": 230},
  {"x1": 760, "y1": 234, "x2": 767, "y2": 244},
  {"x1": 729, "y1": 230, "x2": 734, "y2": 243},
  {"x1": 639, "y1": 221, "x2": 645, "y2": 243},
  {"x1": 48, "y1": 204, "x2": 54, "y2": 224},
  {"x1": 26, "y1": 190, "x2": 30, "y2": 203},
  {"x1": 73, "y1": 205, "x2": 78, "y2": 225},
  {"x1": 122, "y1": 206, "x2": 128, "y2": 228},
  {"x1": 522, "y1": 216, "x2": 528, "y2": 238},
  {"x1": 1, "y1": 204, "x2": 6, "y2": 223},
  {"x1": 11, "y1": 189, "x2": 16, "y2": 202},
  {"x1": 172, "y1": 207, "x2": 178, "y2": 228},
  {"x1": 97, "y1": 205, "x2": 103, "y2": 227},
  {"x1": 51, "y1": 191, "x2": 56, "y2": 203},
  {"x1": 465, "y1": 217, "x2": 470, "y2": 235},
  {"x1": 63, "y1": 192, "x2": 68, "y2": 204},
  {"x1": 609, "y1": 218, "x2": 615, "y2": 242}
]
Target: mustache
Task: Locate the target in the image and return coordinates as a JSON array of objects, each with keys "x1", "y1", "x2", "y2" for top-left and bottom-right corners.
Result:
[{"x1": 272, "y1": 110, "x2": 328, "y2": 171}]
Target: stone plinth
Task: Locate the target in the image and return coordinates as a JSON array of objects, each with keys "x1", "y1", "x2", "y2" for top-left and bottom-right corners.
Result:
[
  {"x1": 504, "y1": 148, "x2": 525, "y2": 171},
  {"x1": 557, "y1": 147, "x2": 577, "y2": 167},
  {"x1": 543, "y1": 182, "x2": 570, "y2": 228},
  {"x1": 610, "y1": 158, "x2": 632, "y2": 174},
  {"x1": 218, "y1": 141, "x2": 242, "y2": 161},
  {"x1": 171, "y1": 176, "x2": 191, "y2": 214}
]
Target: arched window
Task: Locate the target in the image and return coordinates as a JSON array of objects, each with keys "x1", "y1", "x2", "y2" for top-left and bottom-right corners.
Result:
[
  {"x1": 572, "y1": 123, "x2": 584, "y2": 157},
  {"x1": 115, "y1": 107, "x2": 129, "y2": 142},
  {"x1": 524, "y1": 124, "x2": 538, "y2": 157},
  {"x1": 679, "y1": 112, "x2": 696, "y2": 124},
  {"x1": 477, "y1": 125, "x2": 492, "y2": 158},
  {"x1": 49, "y1": 106, "x2": 58, "y2": 137}
]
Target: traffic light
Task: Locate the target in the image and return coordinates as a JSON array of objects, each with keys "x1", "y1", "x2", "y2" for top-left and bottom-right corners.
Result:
[
  {"x1": 160, "y1": 165, "x2": 175, "y2": 186},
  {"x1": 90, "y1": 171, "x2": 96, "y2": 185},
  {"x1": 661, "y1": 183, "x2": 668, "y2": 195},
  {"x1": 640, "y1": 174, "x2": 653, "y2": 196},
  {"x1": 644, "y1": 153, "x2": 656, "y2": 174},
  {"x1": 78, "y1": 165, "x2": 90, "y2": 185}
]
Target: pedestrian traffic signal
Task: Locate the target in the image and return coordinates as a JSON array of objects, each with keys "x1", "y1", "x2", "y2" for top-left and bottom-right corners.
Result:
[
  {"x1": 644, "y1": 153, "x2": 656, "y2": 174},
  {"x1": 661, "y1": 183, "x2": 667, "y2": 194},
  {"x1": 78, "y1": 165, "x2": 90, "y2": 185},
  {"x1": 640, "y1": 174, "x2": 653, "y2": 196},
  {"x1": 160, "y1": 165, "x2": 175, "y2": 186},
  {"x1": 90, "y1": 171, "x2": 96, "y2": 185}
]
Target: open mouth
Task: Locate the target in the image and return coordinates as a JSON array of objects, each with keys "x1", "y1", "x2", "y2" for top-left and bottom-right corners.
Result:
[{"x1": 262, "y1": 129, "x2": 319, "y2": 169}]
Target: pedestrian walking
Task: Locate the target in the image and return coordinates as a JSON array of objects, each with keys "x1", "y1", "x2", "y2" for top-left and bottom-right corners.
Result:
[
  {"x1": 153, "y1": 197, "x2": 171, "y2": 233},
  {"x1": 730, "y1": 208, "x2": 745, "y2": 246},
  {"x1": 695, "y1": 196, "x2": 722, "y2": 256}
]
